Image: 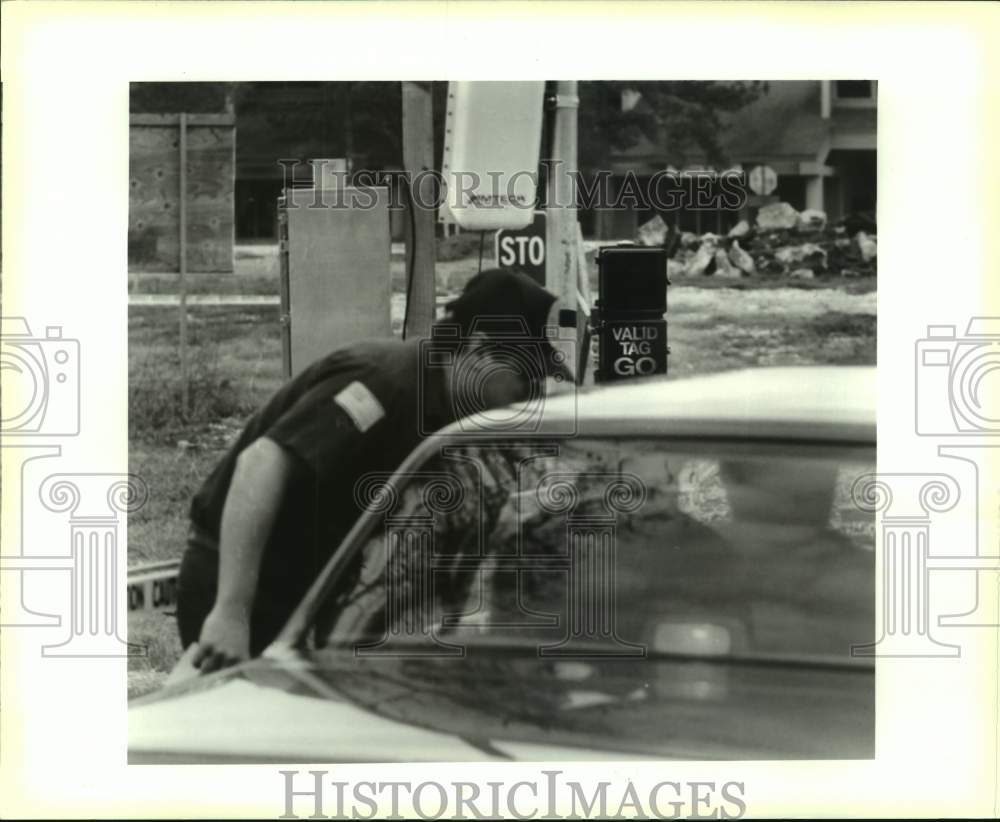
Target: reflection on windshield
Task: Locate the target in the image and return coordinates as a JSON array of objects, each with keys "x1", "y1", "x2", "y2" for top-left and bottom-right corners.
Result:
[{"x1": 315, "y1": 439, "x2": 875, "y2": 664}]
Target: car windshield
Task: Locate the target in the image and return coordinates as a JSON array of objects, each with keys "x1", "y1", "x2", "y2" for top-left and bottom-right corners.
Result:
[{"x1": 310, "y1": 437, "x2": 875, "y2": 665}]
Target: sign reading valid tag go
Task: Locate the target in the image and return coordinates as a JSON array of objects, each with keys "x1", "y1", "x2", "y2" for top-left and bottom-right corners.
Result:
[
  {"x1": 594, "y1": 244, "x2": 669, "y2": 383},
  {"x1": 604, "y1": 319, "x2": 667, "y2": 378},
  {"x1": 442, "y1": 82, "x2": 545, "y2": 231}
]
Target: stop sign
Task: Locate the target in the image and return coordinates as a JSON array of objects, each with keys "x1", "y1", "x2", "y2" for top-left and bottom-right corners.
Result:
[{"x1": 494, "y1": 210, "x2": 546, "y2": 285}]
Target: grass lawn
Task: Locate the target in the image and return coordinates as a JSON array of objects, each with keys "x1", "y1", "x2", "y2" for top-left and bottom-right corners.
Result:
[
  {"x1": 129, "y1": 306, "x2": 284, "y2": 558},
  {"x1": 127, "y1": 252, "x2": 876, "y2": 694}
]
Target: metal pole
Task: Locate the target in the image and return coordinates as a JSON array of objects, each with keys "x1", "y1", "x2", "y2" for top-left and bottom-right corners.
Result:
[
  {"x1": 178, "y1": 112, "x2": 189, "y2": 415},
  {"x1": 545, "y1": 81, "x2": 584, "y2": 376},
  {"x1": 401, "y1": 82, "x2": 437, "y2": 339}
]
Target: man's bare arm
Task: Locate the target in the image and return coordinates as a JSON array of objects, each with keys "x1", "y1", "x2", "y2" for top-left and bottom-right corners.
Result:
[{"x1": 193, "y1": 436, "x2": 294, "y2": 673}]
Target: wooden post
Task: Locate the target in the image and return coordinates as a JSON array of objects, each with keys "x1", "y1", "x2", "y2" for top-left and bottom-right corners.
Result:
[
  {"x1": 401, "y1": 82, "x2": 437, "y2": 339},
  {"x1": 178, "y1": 112, "x2": 189, "y2": 415}
]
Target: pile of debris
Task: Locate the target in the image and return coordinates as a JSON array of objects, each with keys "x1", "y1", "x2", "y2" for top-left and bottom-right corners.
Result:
[{"x1": 637, "y1": 203, "x2": 877, "y2": 280}]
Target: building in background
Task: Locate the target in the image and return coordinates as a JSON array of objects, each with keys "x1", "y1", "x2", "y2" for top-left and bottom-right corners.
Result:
[
  {"x1": 130, "y1": 81, "x2": 408, "y2": 256},
  {"x1": 590, "y1": 80, "x2": 876, "y2": 239},
  {"x1": 129, "y1": 109, "x2": 237, "y2": 273},
  {"x1": 232, "y1": 82, "x2": 410, "y2": 242},
  {"x1": 129, "y1": 80, "x2": 876, "y2": 261}
]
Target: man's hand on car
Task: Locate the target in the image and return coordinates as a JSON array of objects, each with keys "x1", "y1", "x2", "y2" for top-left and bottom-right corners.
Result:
[{"x1": 192, "y1": 606, "x2": 250, "y2": 673}]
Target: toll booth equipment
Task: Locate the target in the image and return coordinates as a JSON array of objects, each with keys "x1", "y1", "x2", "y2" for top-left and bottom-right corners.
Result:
[
  {"x1": 441, "y1": 81, "x2": 546, "y2": 232},
  {"x1": 593, "y1": 244, "x2": 668, "y2": 382},
  {"x1": 278, "y1": 186, "x2": 391, "y2": 377}
]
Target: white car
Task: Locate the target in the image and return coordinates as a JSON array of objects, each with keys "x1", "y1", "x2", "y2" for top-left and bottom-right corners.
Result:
[{"x1": 130, "y1": 366, "x2": 876, "y2": 763}]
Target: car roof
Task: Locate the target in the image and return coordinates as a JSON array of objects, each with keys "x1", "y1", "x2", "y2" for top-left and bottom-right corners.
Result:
[{"x1": 437, "y1": 366, "x2": 875, "y2": 443}]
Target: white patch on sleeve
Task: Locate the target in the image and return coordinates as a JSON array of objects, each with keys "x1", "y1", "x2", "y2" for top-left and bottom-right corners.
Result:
[{"x1": 333, "y1": 381, "x2": 385, "y2": 432}]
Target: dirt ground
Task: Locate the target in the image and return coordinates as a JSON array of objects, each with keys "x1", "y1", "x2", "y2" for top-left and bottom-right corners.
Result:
[
  {"x1": 127, "y1": 247, "x2": 875, "y2": 694},
  {"x1": 131, "y1": 241, "x2": 877, "y2": 298}
]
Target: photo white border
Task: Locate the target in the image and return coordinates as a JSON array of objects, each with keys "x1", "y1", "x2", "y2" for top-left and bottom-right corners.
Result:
[{"x1": 2, "y1": 1, "x2": 998, "y2": 818}]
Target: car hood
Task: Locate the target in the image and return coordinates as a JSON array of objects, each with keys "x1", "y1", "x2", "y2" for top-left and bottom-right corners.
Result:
[{"x1": 129, "y1": 650, "x2": 873, "y2": 763}]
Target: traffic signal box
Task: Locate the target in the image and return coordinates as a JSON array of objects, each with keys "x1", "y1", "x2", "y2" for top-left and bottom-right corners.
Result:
[{"x1": 593, "y1": 244, "x2": 669, "y2": 383}]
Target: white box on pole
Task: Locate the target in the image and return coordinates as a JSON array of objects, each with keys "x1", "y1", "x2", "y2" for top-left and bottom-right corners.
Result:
[{"x1": 442, "y1": 81, "x2": 545, "y2": 232}]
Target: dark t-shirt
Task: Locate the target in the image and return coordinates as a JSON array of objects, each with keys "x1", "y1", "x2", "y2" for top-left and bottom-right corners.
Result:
[{"x1": 189, "y1": 338, "x2": 451, "y2": 607}]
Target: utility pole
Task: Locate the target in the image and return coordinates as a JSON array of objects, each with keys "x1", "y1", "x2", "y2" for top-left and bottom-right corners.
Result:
[
  {"x1": 545, "y1": 81, "x2": 586, "y2": 378},
  {"x1": 401, "y1": 81, "x2": 437, "y2": 339},
  {"x1": 178, "y1": 111, "x2": 190, "y2": 415}
]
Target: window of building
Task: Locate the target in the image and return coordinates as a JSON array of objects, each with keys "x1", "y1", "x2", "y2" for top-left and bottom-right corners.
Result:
[
  {"x1": 235, "y1": 179, "x2": 283, "y2": 240},
  {"x1": 835, "y1": 81, "x2": 875, "y2": 100}
]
